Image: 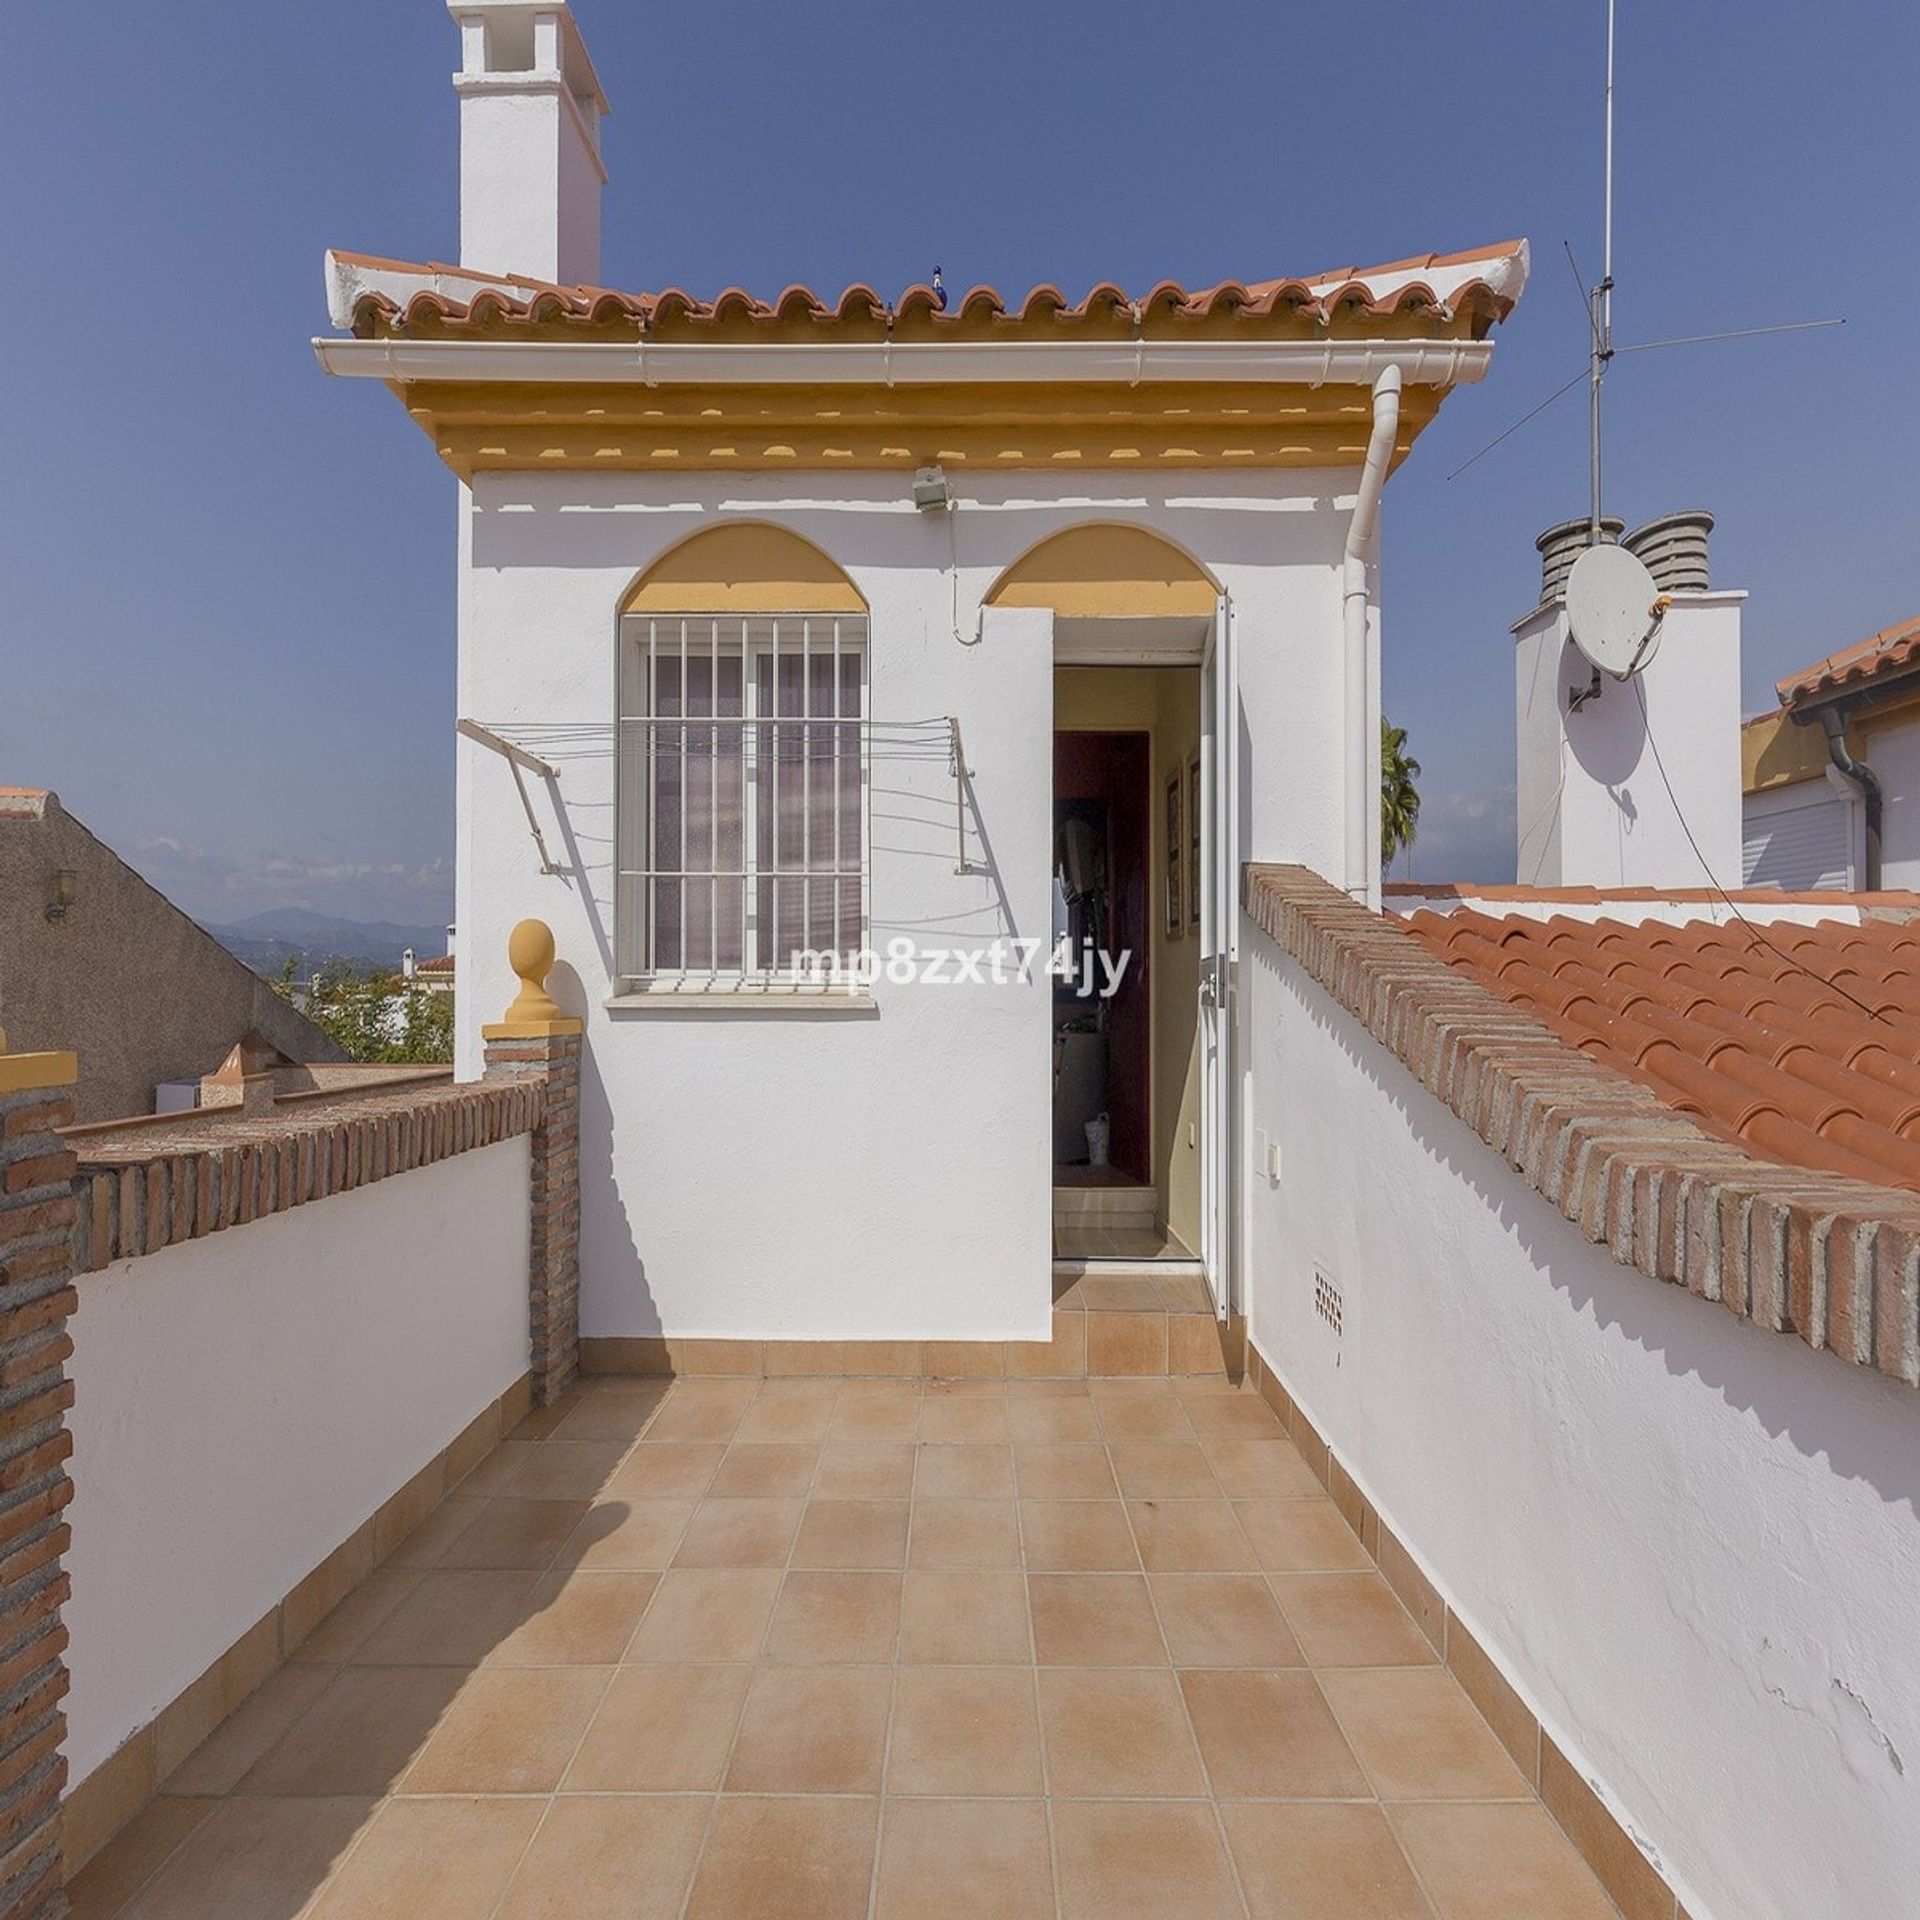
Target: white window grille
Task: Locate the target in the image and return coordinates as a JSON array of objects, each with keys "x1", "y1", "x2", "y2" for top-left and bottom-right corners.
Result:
[{"x1": 616, "y1": 614, "x2": 868, "y2": 987}]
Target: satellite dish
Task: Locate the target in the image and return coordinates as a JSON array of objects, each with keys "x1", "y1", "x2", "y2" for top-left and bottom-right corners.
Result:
[{"x1": 1566, "y1": 542, "x2": 1664, "y2": 679}]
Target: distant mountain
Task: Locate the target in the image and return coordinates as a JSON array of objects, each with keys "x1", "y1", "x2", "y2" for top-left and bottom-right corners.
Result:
[{"x1": 203, "y1": 910, "x2": 453, "y2": 978}]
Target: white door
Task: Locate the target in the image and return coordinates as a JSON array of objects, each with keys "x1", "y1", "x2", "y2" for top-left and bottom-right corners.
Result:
[{"x1": 1198, "y1": 595, "x2": 1238, "y2": 1318}]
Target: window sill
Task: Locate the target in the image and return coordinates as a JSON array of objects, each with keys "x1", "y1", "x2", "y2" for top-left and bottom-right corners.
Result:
[{"x1": 605, "y1": 987, "x2": 878, "y2": 1016}]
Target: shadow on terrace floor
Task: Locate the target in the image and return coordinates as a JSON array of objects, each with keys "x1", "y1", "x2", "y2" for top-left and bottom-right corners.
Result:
[{"x1": 69, "y1": 1372, "x2": 1621, "y2": 1920}]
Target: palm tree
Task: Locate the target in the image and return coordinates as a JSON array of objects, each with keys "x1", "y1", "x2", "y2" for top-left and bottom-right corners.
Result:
[{"x1": 1381, "y1": 716, "x2": 1422, "y2": 876}]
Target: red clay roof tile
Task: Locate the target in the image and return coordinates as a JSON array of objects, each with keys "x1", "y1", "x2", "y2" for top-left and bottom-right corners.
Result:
[
  {"x1": 1776, "y1": 614, "x2": 1920, "y2": 706},
  {"x1": 1407, "y1": 909, "x2": 1920, "y2": 1193}
]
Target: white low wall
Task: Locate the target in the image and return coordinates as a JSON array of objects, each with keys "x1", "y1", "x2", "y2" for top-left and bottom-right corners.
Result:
[
  {"x1": 1243, "y1": 925, "x2": 1920, "y2": 1920},
  {"x1": 64, "y1": 1137, "x2": 533, "y2": 1785}
]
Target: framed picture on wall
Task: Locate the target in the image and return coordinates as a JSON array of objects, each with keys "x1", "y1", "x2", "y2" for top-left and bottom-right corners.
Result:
[
  {"x1": 1187, "y1": 754, "x2": 1202, "y2": 926},
  {"x1": 1164, "y1": 774, "x2": 1183, "y2": 938}
]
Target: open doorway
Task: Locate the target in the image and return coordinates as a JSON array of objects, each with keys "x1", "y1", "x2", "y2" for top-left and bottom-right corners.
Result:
[{"x1": 1052, "y1": 666, "x2": 1202, "y2": 1266}]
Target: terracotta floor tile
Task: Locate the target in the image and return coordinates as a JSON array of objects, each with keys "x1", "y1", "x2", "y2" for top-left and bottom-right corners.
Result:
[
  {"x1": 1076, "y1": 1276, "x2": 1167, "y2": 1313},
  {"x1": 401, "y1": 1665, "x2": 610, "y2": 1793},
  {"x1": 604, "y1": 1442, "x2": 725, "y2": 1499},
  {"x1": 165, "y1": 1663, "x2": 333, "y2": 1796},
  {"x1": 1108, "y1": 1440, "x2": 1221, "y2": 1499},
  {"x1": 384, "y1": 1494, "x2": 486, "y2": 1569},
  {"x1": 709, "y1": 1443, "x2": 822, "y2": 1498},
  {"x1": 1012, "y1": 1443, "x2": 1118, "y2": 1499},
  {"x1": 65, "y1": 1795, "x2": 216, "y2": 1920},
  {"x1": 725, "y1": 1664, "x2": 893, "y2": 1792},
  {"x1": 1390, "y1": 1802, "x2": 1622, "y2": 1919},
  {"x1": 1006, "y1": 1396, "x2": 1103, "y2": 1445},
  {"x1": 494, "y1": 1795, "x2": 710, "y2": 1920},
  {"x1": 1018, "y1": 1500, "x2": 1141, "y2": 1572},
  {"x1": 1182, "y1": 1393, "x2": 1286, "y2": 1440},
  {"x1": 1223, "y1": 1801, "x2": 1435, "y2": 1920},
  {"x1": 1203, "y1": 1438, "x2": 1323, "y2": 1497},
  {"x1": 1150, "y1": 1574, "x2": 1305, "y2": 1667},
  {"x1": 682, "y1": 1794, "x2": 879, "y2": 1920},
  {"x1": 918, "y1": 1394, "x2": 1011, "y2": 1443},
  {"x1": 898, "y1": 1569, "x2": 1032, "y2": 1663},
  {"x1": 485, "y1": 1569, "x2": 659, "y2": 1666},
  {"x1": 790, "y1": 1498, "x2": 911, "y2": 1569},
  {"x1": 624, "y1": 1567, "x2": 783, "y2": 1663},
  {"x1": 828, "y1": 1384, "x2": 922, "y2": 1441},
  {"x1": 886, "y1": 1665, "x2": 1044, "y2": 1796},
  {"x1": 116, "y1": 1796, "x2": 375, "y2": 1920},
  {"x1": 433, "y1": 1496, "x2": 588, "y2": 1569},
  {"x1": 1036, "y1": 1669, "x2": 1208, "y2": 1795},
  {"x1": 733, "y1": 1384, "x2": 842, "y2": 1444},
  {"x1": 1028, "y1": 1573, "x2": 1166, "y2": 1665},
  {"x1": 1052, "y1": 1800, "x2": 1244, "y2": 1920},
  {"x1": 1093, "y1": 1392, "x2": 1194, "y2": 1441},
  {"x1": 308, "y1": 1795, "x2": 545, "y2": 1920},
  {"x1": 1126, "y1": 1498, "x2": 1257, "y2": 1571},
  {"x1": 765, "y1": 1570, "x2": 903, "y2": 1663},
  {"x1": 672, "y1": 1497, "x2": 805, "y2": 1568},
  {"x1": 458, "y1": 1439, "x2": 542, "y2": 1496},
  {"x1": 1178, "y1": 1668, "x2": 1370, "y2": 1798},
  {"x1": 812, "y1": 1442, "x2": 916, "y2": 1500},
  {"x1": 874, "y1": 1798, "x2": 1053, "y2": 1919},
  {"x1": 915, "y1": 1443, "x2": 1016, "y2": 1499},
  {"x1": 1235, "y1": 1497, "x2": 1373, "y2": 1572},
  {"x1": 497, "y1": 1439, "x2": 632, "y2": 1501},
  {"x1": 1320, "y1": 1667, "x2": 1532, "y2": 1800},
  {"x1": 506, "y1": 1397, "x2": 576, "y2": 1441},
  {"x1": 556, "y1": 1498, "x2": 696, "y2": 1572},
  {"x1": 639, "y1": 1391, "x2": 751, "y2": 1446},
  {"x1": 563, "y1": 1663, "x2": 752, "y2": 1790},
  {"x1": 238, "y1": 1666, "x2": 466, "y2": 1796},
  {"x1": 292, "y1": 1569, "x2": 424, "y2": 1665},
  {"x1": 909, "y1": 1499, "x2": 1022, "y2": 1568},
  {"x1": 555, "y1": 1382, "x2": 674, "y2": 1442},
  {"x1": 1271, "y1": 1572, "x2": 1440, "y2": 1667}
]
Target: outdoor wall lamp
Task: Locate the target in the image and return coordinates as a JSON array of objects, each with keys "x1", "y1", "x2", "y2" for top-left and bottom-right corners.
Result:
[
  {"x1": 44, "y1": 869, "x2": 76, "y2": 921},
  {"x1": 912, "y1": 463, "x2": 952, "y2": 511}
]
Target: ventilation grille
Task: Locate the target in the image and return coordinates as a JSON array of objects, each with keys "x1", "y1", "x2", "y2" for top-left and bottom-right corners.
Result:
[{"x1": 1314, "y1": 1270, "x2": 1343, "y2": 1338}]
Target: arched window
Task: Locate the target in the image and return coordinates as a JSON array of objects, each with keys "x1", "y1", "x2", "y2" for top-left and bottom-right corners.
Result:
[{"x1": 616, "y1": 526, "x2": 867, "y2": 991}]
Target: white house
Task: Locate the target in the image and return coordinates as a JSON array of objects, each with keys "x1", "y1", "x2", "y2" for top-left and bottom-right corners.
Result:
[{"x1": 316, "y1": 0, "x2": 1528, "y2": 1353}]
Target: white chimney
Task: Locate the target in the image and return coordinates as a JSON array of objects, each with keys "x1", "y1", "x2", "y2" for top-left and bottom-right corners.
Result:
[
  {"x1": 446, "y1": 923, "x2": 458, "y2": 959},
  {"x1": 449, "y1": 1, "x2": 610, "y2": 285},
  {"x1": 1513, "y1": 519, "x2": 1746, "y2": 890}
]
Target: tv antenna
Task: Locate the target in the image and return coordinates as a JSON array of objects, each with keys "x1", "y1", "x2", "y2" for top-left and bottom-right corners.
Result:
[{"x1": 1445, "y1": 0, "x2": 1844, "y2": 492}]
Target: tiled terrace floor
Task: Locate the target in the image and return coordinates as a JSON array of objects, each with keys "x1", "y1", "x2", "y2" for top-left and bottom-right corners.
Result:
[{"x1": 73, "y1": 1374, "x2": 1622, "y2": 1919}]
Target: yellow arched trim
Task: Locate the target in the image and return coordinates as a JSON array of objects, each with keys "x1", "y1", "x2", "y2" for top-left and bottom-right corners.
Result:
[
  {"x1": 619, "y1": 522, "x2": 867, "y2": 615},
  {"x1": 982, "y1": 524, "x2": 1219, "y2": 620}
]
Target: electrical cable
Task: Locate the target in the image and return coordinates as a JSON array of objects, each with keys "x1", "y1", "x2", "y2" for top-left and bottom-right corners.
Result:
[{"x1": 1631, "y1": 678, "x2": 1895, "y2": 1029}]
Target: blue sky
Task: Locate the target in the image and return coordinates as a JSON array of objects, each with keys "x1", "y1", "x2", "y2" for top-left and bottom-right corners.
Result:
[{"x1": 3, "y1": 0, "x2": 1914, "y2": 922}]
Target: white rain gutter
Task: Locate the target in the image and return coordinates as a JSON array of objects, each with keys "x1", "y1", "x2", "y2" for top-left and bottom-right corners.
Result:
[
  {"x1": 310, "y1": 336, "x2": 1490, "y2": 389},
  {"x1": 1342, "y1": 364, "x2": 1403, "y2": 902}
]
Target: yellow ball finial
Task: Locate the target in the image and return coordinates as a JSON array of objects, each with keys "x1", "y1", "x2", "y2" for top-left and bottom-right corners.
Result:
[{"x1": 497, "y1": 918, "x2": 567, "y2": 1028}]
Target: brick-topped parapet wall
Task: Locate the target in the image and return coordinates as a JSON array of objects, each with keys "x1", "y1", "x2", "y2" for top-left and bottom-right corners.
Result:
[
  {"x1": 1246, "y1": 864, "x2": 1920, "y2": 1387},
  {"x1": 65, "y1": 1079, "x2": 544, "y2": 1276},
  {"x1": 0, "y1": 1056, "x2": 80, "y2": 1920}
]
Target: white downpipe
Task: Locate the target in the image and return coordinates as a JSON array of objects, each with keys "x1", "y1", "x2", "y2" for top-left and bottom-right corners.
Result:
[{"x1": 1343, "y1": 365, "x2": 1402, "y2": 900}]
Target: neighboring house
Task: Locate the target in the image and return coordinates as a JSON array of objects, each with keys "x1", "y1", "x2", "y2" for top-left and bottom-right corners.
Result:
[
  {"x1": 0, "y1": 787, "x2": 343, "y2": 1122},
  {"x1": 317, "y1": 0, "x2": 1529, "y2": 1347},
  {"x1": 1742, "y1": 613, "x2": 1920, "y2": 890},
  {"x1": 403, "y1": 935, "x2": 457, "y2": 999}
]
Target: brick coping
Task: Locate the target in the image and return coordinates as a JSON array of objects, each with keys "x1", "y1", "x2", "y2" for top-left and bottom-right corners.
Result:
[
  {"x1": 67, "y1": 1078, "x2": 545, "y2": 1276},
  {"x1": 1245, "y1": 864, "x2": 1920, "y2": 1389}
]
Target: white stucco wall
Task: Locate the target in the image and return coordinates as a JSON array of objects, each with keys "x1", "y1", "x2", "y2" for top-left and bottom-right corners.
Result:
[
  {"x1": 64, "y1": 1138, "x2": 532, "y2": 1784},
  {"x1": 1868, "y1": 711, "x2": 1920, "y2": 890},
  {"x1": 1243, "y1": 925, "x2": 1920, "y2": 1920},
  {"x1": 456, "y1": 471, "x2": 1356, "y2": 1340},
  {"x1": 1515, "y1": 591, "x2": 1745, "y2": 890}
]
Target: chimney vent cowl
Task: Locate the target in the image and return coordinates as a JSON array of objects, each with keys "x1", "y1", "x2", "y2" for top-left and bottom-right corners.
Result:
[
  {"x1": 1535, "y1": 516, "x2": 1625, "y2": 607},
  {"x1": 1624, "y1": 510, "x2": 1714, "y2": 593}
]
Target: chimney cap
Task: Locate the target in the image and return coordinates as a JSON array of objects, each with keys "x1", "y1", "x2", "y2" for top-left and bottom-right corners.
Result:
[{"x1": 448, "y1": 0, "x2": 610, "y2": 115}]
